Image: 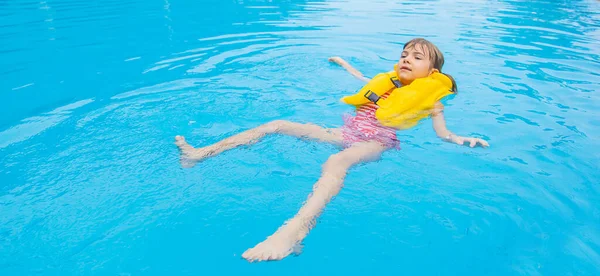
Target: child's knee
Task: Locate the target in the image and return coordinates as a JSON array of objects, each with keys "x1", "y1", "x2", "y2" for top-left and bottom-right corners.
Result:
[
  {"x1": 263, "y1": 120, "x2": 287, "y2": 132},
  {"x1": 323, "y1": 154, "x2": 351, "y2": 174}
]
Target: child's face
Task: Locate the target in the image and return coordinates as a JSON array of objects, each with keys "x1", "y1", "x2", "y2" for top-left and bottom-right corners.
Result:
[{"x1": 396, "y1": 44, "x2": 437, "y2": 85}]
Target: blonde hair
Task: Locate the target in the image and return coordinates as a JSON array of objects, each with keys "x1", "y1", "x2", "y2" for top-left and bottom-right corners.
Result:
[{"x1": 404, "y1": 38, "x2": 457, "y2": 93}]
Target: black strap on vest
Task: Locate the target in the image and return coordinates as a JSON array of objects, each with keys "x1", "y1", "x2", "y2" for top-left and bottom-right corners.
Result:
[
  {"x1": 364, "y1": 90, "x2": 380, "y2": 104},
  {"x1": 390, "y1": 76, "x2": 402, "y2": 88},
  {"x1": 363, "y1": 76, "x2": 401, "y2": 105}
]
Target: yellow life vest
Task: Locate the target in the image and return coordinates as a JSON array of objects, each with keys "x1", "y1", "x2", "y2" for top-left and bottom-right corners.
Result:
[{"x1": 340, "y1": 65, "x2": 454, "y2": 129}]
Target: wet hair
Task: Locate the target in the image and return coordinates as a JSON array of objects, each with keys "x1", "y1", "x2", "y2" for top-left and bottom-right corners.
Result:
[
  {"x1": 403, "y1": 38, "x2": 457, "y2": 93},
  {"x1": 443, "y1": 73, "x2": 458, "y2": 93}
]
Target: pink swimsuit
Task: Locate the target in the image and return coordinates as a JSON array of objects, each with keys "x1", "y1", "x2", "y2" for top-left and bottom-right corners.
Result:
[{"x1": 340, "y1": 91, "x2": 400, "y2": 149}]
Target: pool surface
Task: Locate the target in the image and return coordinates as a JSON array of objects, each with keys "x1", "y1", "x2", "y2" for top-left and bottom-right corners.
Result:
[{"x1": 1, "y1": 0, "x2": 600, "y2": 275}]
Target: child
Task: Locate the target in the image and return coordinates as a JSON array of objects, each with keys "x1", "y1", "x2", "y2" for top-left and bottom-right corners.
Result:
[{"x1": 175, "y1": 38, "x2": 489, "y2": 262}]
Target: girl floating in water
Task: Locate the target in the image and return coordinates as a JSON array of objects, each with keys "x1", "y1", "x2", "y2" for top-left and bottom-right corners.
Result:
[{"x1": 175, "y1": 38, "x2": 489, "y2": 262}]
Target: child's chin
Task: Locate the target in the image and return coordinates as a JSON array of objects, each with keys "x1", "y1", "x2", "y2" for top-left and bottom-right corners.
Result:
[{"x1": 398, "y1": 74, "x2": 414, "y2": 83}]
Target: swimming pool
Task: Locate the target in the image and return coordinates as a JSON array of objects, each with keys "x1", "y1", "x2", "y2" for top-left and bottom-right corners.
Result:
[{"x1": 1, "y1": 0, "x2": 599, "y2": 274}]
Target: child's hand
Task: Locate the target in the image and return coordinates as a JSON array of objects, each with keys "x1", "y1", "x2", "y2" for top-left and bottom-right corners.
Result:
[
  {"x1": 328, "y1": 56, "x2": 370, "y2": 82},
  {"x1": 328, "y1": 56, "x2": 346, "y2": 65},
  {"x1": 451, "y1": 135, "x2": 489, "y2": 148}
]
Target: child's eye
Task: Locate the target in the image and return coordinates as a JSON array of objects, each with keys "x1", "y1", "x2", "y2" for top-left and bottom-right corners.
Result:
[{"x1": 415, "y1": 56, "x2": 422, "y2": 60}]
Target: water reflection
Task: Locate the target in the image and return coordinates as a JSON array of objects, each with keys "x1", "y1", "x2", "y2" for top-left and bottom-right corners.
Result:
[{"x1": 0, "y1": 0, "x2": 327, "y2": 128}]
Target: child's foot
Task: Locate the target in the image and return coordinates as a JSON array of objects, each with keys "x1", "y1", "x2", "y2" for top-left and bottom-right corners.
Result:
[
  {"x1": 241, "y1": 227, "x2": 301, "y2": 262},
  {"x1": 174, "y1": 135, "x2": 211, "y2": 168}
]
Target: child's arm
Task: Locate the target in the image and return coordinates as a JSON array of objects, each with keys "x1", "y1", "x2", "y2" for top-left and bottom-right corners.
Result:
[
  {"x1": 432, "y1": 102, "x2": 489, "y2": 148},
  {"x1": 328, "y1": 56, "x2": 371, "y2": 83}
]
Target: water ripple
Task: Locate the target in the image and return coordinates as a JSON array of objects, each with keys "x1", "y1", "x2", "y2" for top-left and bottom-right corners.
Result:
[{"x1": 1, "y1": 0, "x2": 599, "y2": 275}]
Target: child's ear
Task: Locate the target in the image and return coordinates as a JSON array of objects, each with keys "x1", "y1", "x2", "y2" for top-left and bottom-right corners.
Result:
[{"x1": 429, "y1": 68, "x2": 440, "y2": 75}]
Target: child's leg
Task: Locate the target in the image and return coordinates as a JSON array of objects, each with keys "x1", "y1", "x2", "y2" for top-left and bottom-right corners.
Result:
[
  {"x1": 175, "y1": 120, "x2": 342, "y2": 167},
  {"x1": 241, "y1": 141, "x2": 388, "y2": 262}
]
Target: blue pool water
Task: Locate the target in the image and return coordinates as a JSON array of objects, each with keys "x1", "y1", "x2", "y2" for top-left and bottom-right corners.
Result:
[{"x1": 1, "y1": 0, "x2": 600, "y2": 274}]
